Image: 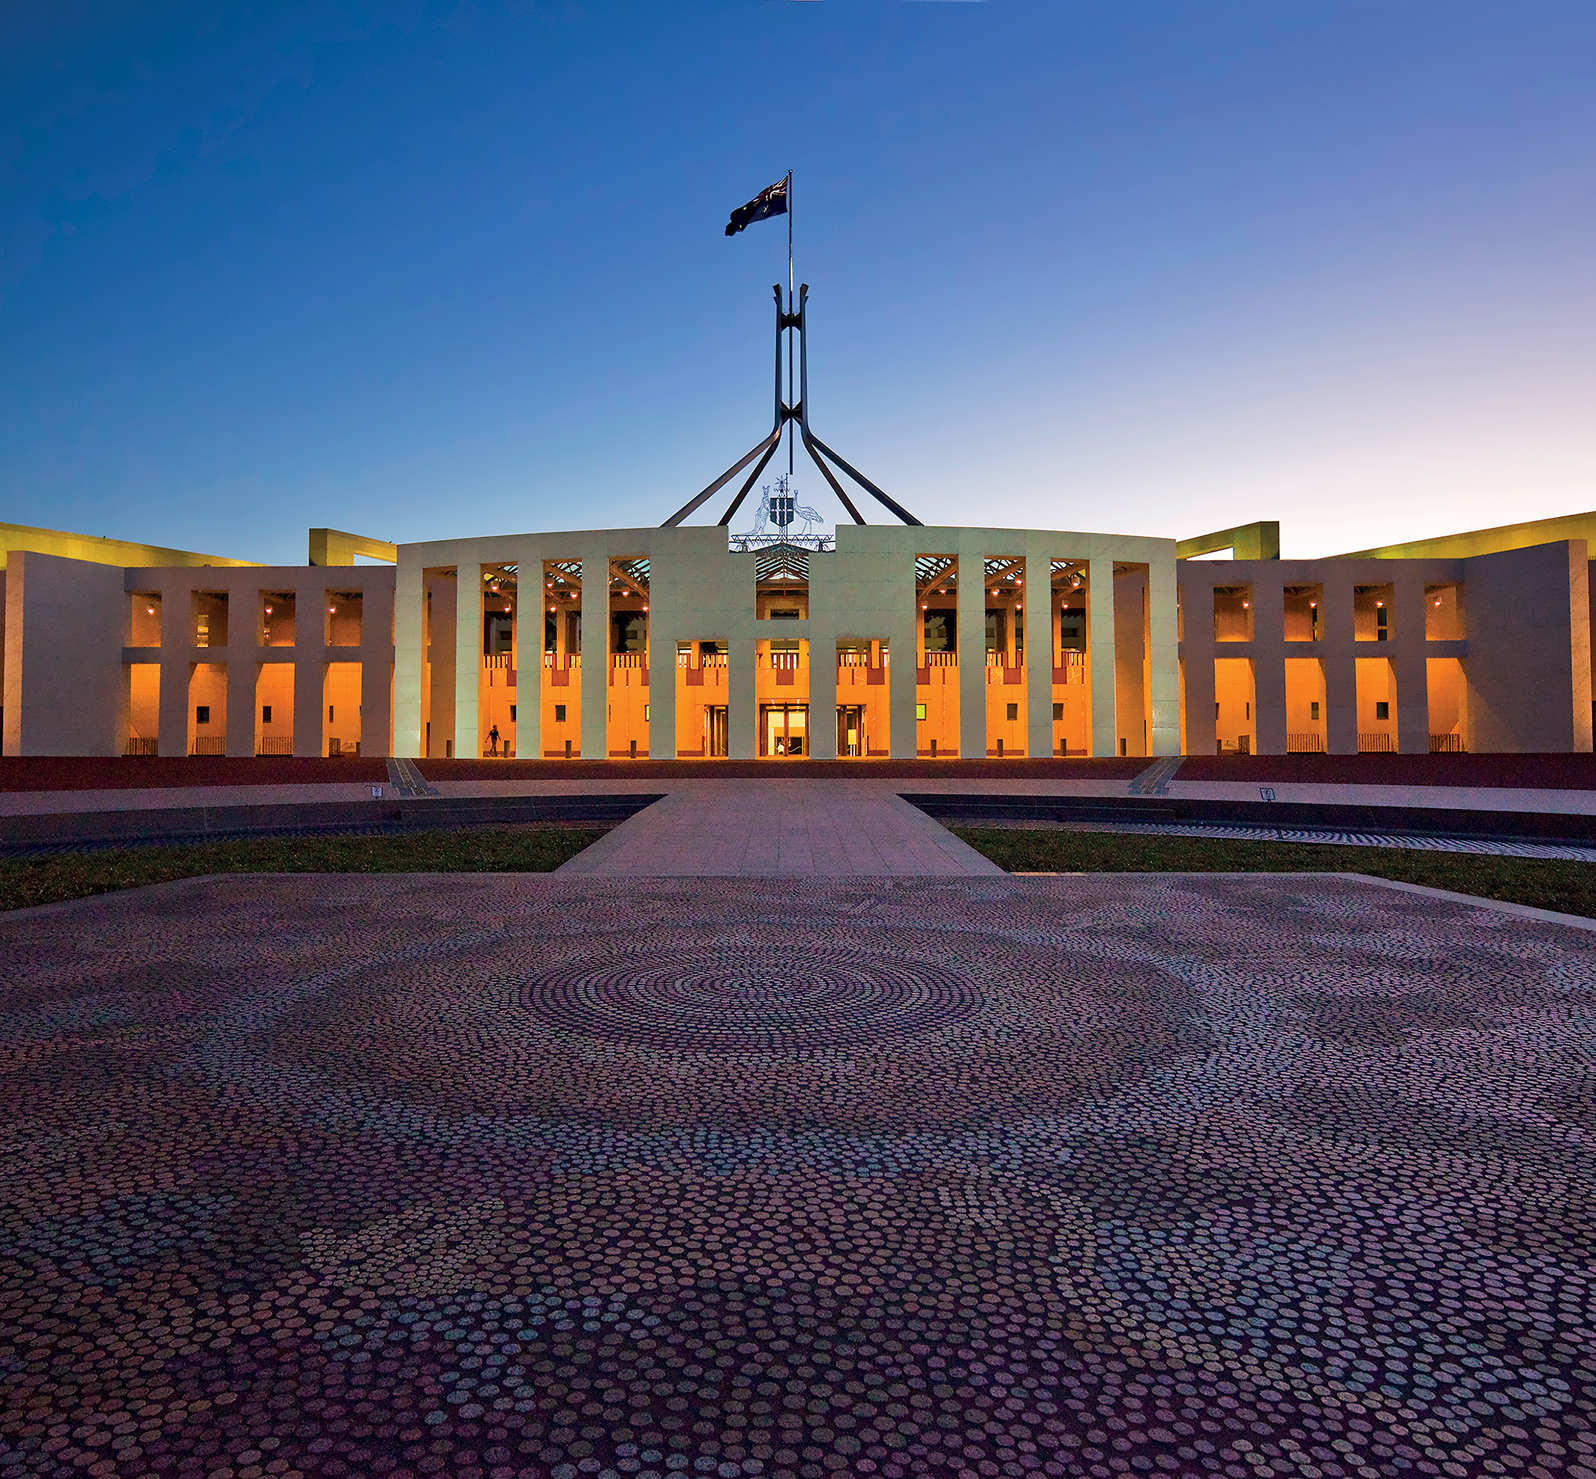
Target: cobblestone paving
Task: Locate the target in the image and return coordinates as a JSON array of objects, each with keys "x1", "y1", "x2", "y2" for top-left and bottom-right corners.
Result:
[{"x1": 4, "y1": 873, "x2": 1596, "y2": 1479}]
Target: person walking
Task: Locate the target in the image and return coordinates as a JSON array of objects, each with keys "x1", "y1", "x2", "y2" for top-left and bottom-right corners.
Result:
[{"x1": 488, "y1": 723, "x2": 500, "y2": 757}]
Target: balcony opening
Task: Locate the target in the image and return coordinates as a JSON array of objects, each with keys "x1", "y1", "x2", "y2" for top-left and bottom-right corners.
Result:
[
  {"x1": 542, "y1": 559, "x2": 581, "y2": 757},
  {"x1": 983, "y1": 556, "x2": 1026, "y2": 756},
  {"x1": 756, "y1": 544, "x2": 808, "y2": 620},
  {"x1": 260, "y1": 591, "x2": 296, "y2": 647},
  {"x1": 130, "y1": 593, "x2": 161, "y2": 647},
  {"x1": 1426, "y1": 584, "x2": 1464, "y2": 640},
  {"x1": 676, "y1": 639, "x2": 728, "y2": 758},
  {"x1": 194, "y1": 592, "x2": 228, "y2": 649},
  {"x1": 916, "y1": 555, "x2": 959, "y2": 757},
  {"x1": 1284, "y1": 585, "x2": 1322, "y2": 642},
  {"x1": 257, "y1": 665, "x2": 294, "y2": 756},
  {"x1": 1355, "y1": 584, "x2": 1394, "y2": 642},
  {"x1": 481, "y1": 564, "x2": 517, "y2": 757},
  {"x1": 836, "y1": 638, "x2": 888, "y2": 756},
  {"x1": 608, "y1": 557, "x2": 649, "y2": 759},
  {"x1": 1214, "y1": 586, "x2": 1253, "y2": 642},
  {"x1": 188, "y1": 663, "x2": 226, "y2": 755},
  {"x1": 1356, "y1": 657, "x2": 1397, "y2": 750},
  {"x1": 326, "y1": 590, "x2": 363, "y2": 648},
  {"x1": 125, "y1": 663, "x2": 159, "y2": 755}
]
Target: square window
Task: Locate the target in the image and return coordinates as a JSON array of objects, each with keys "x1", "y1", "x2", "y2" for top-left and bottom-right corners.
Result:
[
  {"x1": 1310, "y1": 701, "x2": 1319, "y2": 721},
  {"x1": 915, "y1": 703, "x2": 927, "y2": 721},
  {"x1": 1005, "y1": 703, "x2": 1019, "y2": 721},
  {"x1": 1375, "y1": 701, "x2": 1389, "y2": 720},
  {"x1": 1052, "y1": 703, "x2": 1063, "y2": 721},
  {"x1": 554, "y1": 704, "x2": 567, "y2": 724},
  {"x1": 195, "y1": 706, "x2": 210, "y2": 725},
  {"x1": 261, "y1": 705, "x2": 272, "y2": 724}
]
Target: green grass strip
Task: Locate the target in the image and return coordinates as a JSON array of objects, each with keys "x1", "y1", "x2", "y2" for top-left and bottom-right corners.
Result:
[
  {"x1": 0, "y1": 826, "x2": 610, "y2": 914},
  {"x1": 952, "y1": 827, "x2": 1596, "y2": 919}
]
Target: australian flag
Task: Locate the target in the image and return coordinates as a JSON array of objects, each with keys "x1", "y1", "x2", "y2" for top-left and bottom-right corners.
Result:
[{"x1": 725, "y1": 177, "x2": 788, "y2": 237}]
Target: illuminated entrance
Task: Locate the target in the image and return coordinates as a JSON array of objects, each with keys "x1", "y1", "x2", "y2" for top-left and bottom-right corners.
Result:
[
  {"x1": 761, "y1": 704, "x2": 808, "y2": 756},
  {"x1": 837, "y1": 704, "x2": 864, "y2": 757}
]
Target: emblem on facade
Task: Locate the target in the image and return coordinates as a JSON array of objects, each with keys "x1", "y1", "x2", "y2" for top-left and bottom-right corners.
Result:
[{"x1": 729, "y1": 475, "x2": 832, "y2": 552}]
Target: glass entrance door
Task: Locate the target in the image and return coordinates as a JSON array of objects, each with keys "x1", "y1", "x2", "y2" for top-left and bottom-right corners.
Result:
[
  {"x1": 837, "y1": 705, "x2": 863, "y2": 757},
  {"x1": 706, "y1": 706, "x2": 728, "y2": 758},
  {"x1": 761, "y1": 704, "x2": 808, "y2": 756}
]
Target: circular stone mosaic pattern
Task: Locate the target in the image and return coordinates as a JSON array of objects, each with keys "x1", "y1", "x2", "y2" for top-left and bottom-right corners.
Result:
[
  {"x1": 5, "y1": 871, "x2": 1596, "y2": 1479},
  {"x1": 518, "y1": 947, "x2": 981, "y2": 1050}
]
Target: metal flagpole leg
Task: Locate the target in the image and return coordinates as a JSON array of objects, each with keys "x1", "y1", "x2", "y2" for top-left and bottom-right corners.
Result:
[{"x1": 787, "y1": 170, "x2": 794, "y2": 476}]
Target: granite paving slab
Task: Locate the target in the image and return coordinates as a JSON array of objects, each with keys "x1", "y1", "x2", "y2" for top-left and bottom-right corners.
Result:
[{"x1": 3, "y1": 872, "x2": 1595, "y2": 1479}]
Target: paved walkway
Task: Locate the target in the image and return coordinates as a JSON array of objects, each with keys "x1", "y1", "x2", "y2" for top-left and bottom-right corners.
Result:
[{"x1": 557, "y1": 779, "x2": 1003, "y2": 876}]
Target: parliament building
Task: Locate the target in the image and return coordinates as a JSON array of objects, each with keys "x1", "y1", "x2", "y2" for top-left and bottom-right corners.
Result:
[{"x1": 3, "y1": 507, "x2": 1592, "y2": 761}]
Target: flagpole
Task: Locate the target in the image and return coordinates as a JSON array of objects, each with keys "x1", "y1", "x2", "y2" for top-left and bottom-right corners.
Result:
[{"x1": 787, "y1": 169, "x2": 794, "y2": 476}]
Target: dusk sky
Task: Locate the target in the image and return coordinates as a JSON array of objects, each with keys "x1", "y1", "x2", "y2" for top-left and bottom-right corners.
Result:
[{"x1": 3, "y1": 1, "x2": 1593, "y2": 564}]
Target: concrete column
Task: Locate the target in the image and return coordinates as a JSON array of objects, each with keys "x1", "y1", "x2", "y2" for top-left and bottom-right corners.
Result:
[
  {"x1": 155, "y1": 576, "x2": 189, "y2": 757},
  {"x1": 1147, "y1": 548, "x2": 1181, "y2": 755},
  {"x1": 1321, "y1": 568, "x2": 1358, "y2": 755},
  {"x1": 1087, "y1": 552, "x2": 1117, "y2": 757},
  {"x1": 514, "y1": 540, "x2": 545, "y2": 762},
  {"x1": 809, "y1": 633, "x2": 838, "y2": 760},
  {"x1": 1024, "y1": 552, "x2": 1053, "y2": 759},
  {"x1": 225, "y1": 654, "x2": 255, "y2": 758},
  {"x1": 889, "y1": 594, "x2": 918, "y2": 760},
  {"x1": 1391, "y1": 568, "x2": 1429, "y2": 753},
  {"x1": 392, "y1": 559, "x2": 425, "y2": 758},
  {"x1": 1253, "y1": 573, "x2": 1287, "y2": 755},
  {"x1": 647, "y1": 627, "x2": 673, "y2": 760},
  {"x1": 958, "y1": 550, "x2": 986, "y2": 759},
  {"x1": 729, "y1": 638, "x2": 757, "y2": 759},
  {"x1": 360, "y1": 655, "x2": 392, "y2": 758},
  {"x1": 456, "y1": 561, "x2": 482, "y2": 761},
  {"x1": 1179, "y1": 569, "x2": 1216, "y2": 757},
  {"x1": 579, "y1": 541, "x2": 607, "y2": 760}
]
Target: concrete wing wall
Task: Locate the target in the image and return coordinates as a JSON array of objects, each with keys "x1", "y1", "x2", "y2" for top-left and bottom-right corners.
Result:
[
  {"x1": 1463, "y1": 540, "x2": 1593, "y2": 753},
  {"x1": 3, "y1": 551, "x2": 127, "y2": 757}
]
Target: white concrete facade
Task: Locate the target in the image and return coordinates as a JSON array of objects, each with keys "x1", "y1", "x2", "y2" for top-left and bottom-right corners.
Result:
[
  {"x1": 4, "y1": 520, "x2": 1594, "y2": 759},
  {"x1": 392, "y1": 524, "x2": 1181, "y2": 762},
  {"x1": 1, "y1": 557, "x2": 395, "y2": 758}
]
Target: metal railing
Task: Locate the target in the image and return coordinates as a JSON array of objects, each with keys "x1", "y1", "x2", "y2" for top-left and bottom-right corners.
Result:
[
  {"x1": 1358, "y1": 733, "x2": 1394, "y2": 753},
  {"x1": 124, "y1": 736, "x2": 158, "y2": 757},
  {"x1": 258, "y1": 737, "x2": 293, "y2": 756},
  {"x1": 191, "y1": 737, "x2": 225, "y2": 756},
  {"x1": 1429, "y1": 733, "x2": 1466, "y2": 753},
  {"x1": 1287, "y1": 733, "x2": 1325, "y2": 753}
]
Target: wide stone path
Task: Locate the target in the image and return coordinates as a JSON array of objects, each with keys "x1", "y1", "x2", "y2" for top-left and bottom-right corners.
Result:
[
  {"x1": 557, "y1": 779, "x2": 1004, "y2": 876},
  {"x1": 5, "y1": 872, "x2": 1596, "y2": 1479}
]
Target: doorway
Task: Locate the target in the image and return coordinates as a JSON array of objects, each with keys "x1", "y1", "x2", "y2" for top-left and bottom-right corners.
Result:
[
  {"x1": 706, "y1": 706, "x2": 729, "y2": 758},
  {"x1": 761, "y1": 704, "x2": 808, "y2": 756},
  {"x1": 836, "y1": 705, "x2": 864, "y2": 757}
]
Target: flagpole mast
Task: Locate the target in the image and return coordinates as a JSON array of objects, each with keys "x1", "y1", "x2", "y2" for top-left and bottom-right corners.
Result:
[{"x1": 786, "y1": 169, "x2": 794, "y2": 476}]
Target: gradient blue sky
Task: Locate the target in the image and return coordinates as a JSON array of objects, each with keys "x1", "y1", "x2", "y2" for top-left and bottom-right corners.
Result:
[{"x1": 3, "y1": 1, "x2": 1593, "y2": 563}]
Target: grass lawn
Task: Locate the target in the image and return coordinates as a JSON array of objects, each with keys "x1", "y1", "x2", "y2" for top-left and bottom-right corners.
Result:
[
  {"x1": 0, "y1": 826, "x2": 611, "y2": 914},
  {"x1": 953, "y1": 827, "x2": 1596, "y2": 920}
]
